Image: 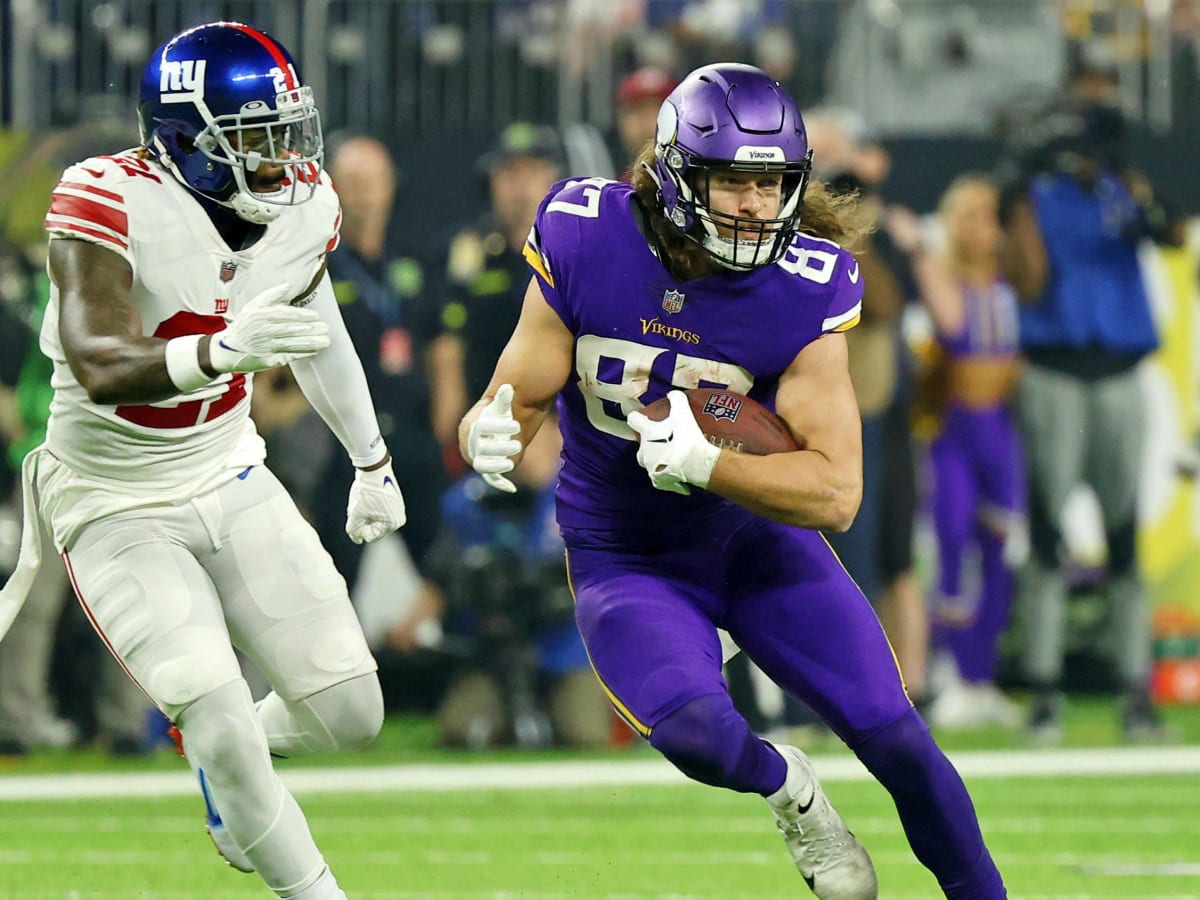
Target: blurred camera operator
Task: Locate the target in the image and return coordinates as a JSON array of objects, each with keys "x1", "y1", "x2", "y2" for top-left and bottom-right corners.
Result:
[
  {"x1": 998, "y1": 65, "x2": 1185, "y2": 744},
  {"x1": 429, "y1": 420, "x2": 610, "y2": 750}
]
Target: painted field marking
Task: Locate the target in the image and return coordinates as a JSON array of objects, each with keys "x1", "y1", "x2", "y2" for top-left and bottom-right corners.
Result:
[{"x1": 0, "y1": 745, "x2": 1197, "y2": 802}]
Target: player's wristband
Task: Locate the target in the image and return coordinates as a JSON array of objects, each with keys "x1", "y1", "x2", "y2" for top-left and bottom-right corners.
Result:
[{"x1": 165, "y1": 334, "x2": 213, "y2": 393}]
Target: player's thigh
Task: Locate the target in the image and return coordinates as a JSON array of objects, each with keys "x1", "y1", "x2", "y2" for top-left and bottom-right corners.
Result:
[
  {"x1": 63, "y1": 515, "x2": 239, "y2": 719},
  {"x1": 566, "y1": 545, "x2": 726, "y2": 736},
  {"x1": 204, "y1": 467, "x2": 375, "y2": 702},
  {"x1": 724, "y1": 521, "x2": 911, "y2": 742}
]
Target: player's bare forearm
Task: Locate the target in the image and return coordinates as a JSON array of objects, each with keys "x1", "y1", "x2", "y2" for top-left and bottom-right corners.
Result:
[
  {"x1": 51, "y1": 238, "x2": 180, "y2": 405},
  {"x1": 458, "y1": 277, "x2": 572, "y2": 464},
  {"x1": 707, "y1": 448, "x2": 861, "y2": 530},
  {"x1": 707, "y1": 332, "x2": 862, "y2": 529}
]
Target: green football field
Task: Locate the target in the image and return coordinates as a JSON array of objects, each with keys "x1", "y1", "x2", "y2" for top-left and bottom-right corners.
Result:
[{"x1": 1, "y1": 703, "x2": 1198, "y2": 899}]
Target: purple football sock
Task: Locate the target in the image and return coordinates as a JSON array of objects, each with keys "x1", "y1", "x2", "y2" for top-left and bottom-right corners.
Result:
[{"x1": 853, "y1": 709, "x2": 1006, "y2": 898}]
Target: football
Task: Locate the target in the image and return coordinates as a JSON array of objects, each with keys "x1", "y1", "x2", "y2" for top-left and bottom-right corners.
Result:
[{"x1": 639, "y1": 388, "x2": 801, "y2": 455}]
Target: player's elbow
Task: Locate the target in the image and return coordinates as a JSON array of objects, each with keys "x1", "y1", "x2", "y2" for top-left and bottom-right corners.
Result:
[
  {"x1": 64, "y1": 342, "x2": 130, "y2": 405},
  {"x1": 77, "y1": 368, "x2": 125, "y2": 405},
  {"x1": 824, "y1": 500, "x2": 859, "y2": 533},
  {"x1": 823, "y1": 477, "x2": 862, "y2": 533}
]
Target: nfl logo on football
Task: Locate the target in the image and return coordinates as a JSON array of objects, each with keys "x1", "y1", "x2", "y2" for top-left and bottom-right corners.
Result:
[
  {"x1": 661, "y1": 289, "x2": 685, "y2": 314},
  {"x1": 702, "y1": 392, "x2": 741, "y2": 422}
]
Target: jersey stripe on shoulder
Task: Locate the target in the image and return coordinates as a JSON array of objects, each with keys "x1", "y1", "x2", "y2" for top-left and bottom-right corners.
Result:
[
  {"x1": 822, "y1": 300, "x2": 862, "y2": 333},
  {"x1": 325, "y1": 207, "x2": 342, "y2": 255},
  {"x1": 523, "y1": 224, "x2": 555, "y2": 287},
  {"x1": 46, "y1": 168, "x2": 130, "y2": 252}
]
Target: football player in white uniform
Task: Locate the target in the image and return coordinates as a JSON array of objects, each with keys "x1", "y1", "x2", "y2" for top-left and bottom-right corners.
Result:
[{"x1": 0, "y1": 21, "x2": 406, "y2": 900}]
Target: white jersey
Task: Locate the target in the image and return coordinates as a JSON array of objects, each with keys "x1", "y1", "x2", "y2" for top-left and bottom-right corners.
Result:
[{"x1": 41, "y1": 149, "x2": 341, "y2": 503}]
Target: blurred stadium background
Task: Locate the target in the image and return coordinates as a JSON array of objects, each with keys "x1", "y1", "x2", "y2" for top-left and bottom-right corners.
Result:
[{"x1": 1, "y1": 1, "x2": 1200, "y2": 898}]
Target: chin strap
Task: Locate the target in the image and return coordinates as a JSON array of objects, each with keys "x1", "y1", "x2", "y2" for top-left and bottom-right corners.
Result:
[
  {"x1": 228, "y1": 190, "x2": 283, "y2": 224},
  {"x1": 150, "y1": 138, "x2": 284, "y2": 224}
]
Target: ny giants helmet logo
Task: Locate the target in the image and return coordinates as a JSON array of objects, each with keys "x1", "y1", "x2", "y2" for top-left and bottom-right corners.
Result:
[
  {"x1": 159, "y1": 59, "x2": 206, "y2": 103},
  {"x1": 702, "y1": 393, "x2": 742, "y2": 422}
]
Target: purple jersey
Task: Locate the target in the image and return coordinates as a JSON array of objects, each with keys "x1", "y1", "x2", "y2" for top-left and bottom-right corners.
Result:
[
  {"x1": 523, "y1": 178, "x2": 863, "y2": 535},
  {"x1": 937, "y1": 278, "x2": 1020, "y2": 358}
]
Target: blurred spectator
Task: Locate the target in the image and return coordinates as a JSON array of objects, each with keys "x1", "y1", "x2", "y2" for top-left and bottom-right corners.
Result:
[
  {"x1": 431, "y1": 420, "x2": 610, "y2": 750},
  {"x1": 250, "y1": 367, "x2": 331, "y2": 519},
  {"x1": 0, "y1": 250, "x2": 150, "y2": 755},
  {"x1": 642, "y1": 0, "x2": 797, "y2": 82},
  {"x1": 891, "y1": 175, "x2": 1025, "y2": 730},
  {"x1": 310, "y1": 135, "x2": 450, "y2": 711},
  {"x1": 998, "y1": 68, "x2": 1185, "y2": 743},
  {"x1": 428, "y1": 123, "x2": 564, "y2": 451},
  {"x1": 612, "y1": 66, "x2": 677, "y2": 178},
  {"x1": 806, "y1": 108, "x2": 929, "y2": 702}
]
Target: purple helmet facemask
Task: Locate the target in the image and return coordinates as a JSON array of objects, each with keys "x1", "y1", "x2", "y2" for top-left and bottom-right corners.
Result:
[{"x1": 647, "y1": 63, "x2": 812, "y2": 271}]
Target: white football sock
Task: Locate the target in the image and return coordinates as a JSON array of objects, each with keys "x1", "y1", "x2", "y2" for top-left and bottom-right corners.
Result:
[{"x1": 178, "y1": 681, "x2": 328, "y2": 893}]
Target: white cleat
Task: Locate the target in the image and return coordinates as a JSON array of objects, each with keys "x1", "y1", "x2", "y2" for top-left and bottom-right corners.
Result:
[
  {"x1": 767, "y1": 743, "x2": 878, "y2": 900},
  {"x1": 199, "y1": 769, "x2": 255, "y2": 873}
]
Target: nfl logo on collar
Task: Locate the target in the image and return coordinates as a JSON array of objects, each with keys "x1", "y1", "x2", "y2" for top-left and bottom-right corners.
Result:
[
  {"x1": 220, "y1": 260, "x2": 238, "y2": 283},
  {"x1": 661, "y1": 289, "x2": 685, "y2": 314}
]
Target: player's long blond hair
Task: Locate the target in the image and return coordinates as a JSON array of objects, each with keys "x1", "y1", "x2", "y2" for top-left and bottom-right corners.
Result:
[{"x1": 630, "y1": 143, "x2": 872, "y2": 281}]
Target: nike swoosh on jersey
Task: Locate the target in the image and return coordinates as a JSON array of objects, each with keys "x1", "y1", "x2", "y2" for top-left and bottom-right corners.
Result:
[
  {"x1": 81, "y1": 167, "x2": 106, "y2": 179},
  {"x1": 847, "y1": 262, "x2": 860, "y2": 284}
]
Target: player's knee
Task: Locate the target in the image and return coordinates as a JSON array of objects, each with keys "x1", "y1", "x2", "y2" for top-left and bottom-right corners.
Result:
[
  {"x1": 304, "y1": 673, "x2": 384, "y2": 752},
  {"x1": 178, "y1": 680, "x2": 265, "y2": 774},
  {"x1": 649, "y1": 693, "x2": 747, "y2": 786}
]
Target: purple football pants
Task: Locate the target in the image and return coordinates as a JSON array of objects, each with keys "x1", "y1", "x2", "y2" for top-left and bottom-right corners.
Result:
[
  {"x1": 566, "y1": 512, "x2": 1006, "y2": 897},
  {"x1": 929, "y1": 404, "x2": 1025, "y2": 683}
]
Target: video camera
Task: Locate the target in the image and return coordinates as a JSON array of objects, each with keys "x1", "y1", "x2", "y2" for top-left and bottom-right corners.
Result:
[
  {"x1": 1001, "y1": 96, "x2": 1128, "y2": 180},
  {"x1": 995, "y1": 95, "x2": 1179, "y2": 245}
]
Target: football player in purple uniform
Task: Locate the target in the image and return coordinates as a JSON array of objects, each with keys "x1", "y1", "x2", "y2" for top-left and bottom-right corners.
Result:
[{"x1": 460, "y1": 64, "x2": 1005, "y2": 899}]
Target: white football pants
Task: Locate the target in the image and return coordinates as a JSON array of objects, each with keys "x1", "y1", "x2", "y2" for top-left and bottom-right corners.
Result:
[{"x1": 62, "y1": 465, "x2": 381, "y2": 896}]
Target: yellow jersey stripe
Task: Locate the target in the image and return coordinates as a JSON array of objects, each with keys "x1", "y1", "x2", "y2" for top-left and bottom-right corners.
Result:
[
  {"x1": 563, "y1": 548, "x2": 652, "y2": 738},
  {"x1": 522, "y1": 242, "x2": 555, "y2": 288},
  {"x1": 818, "y1": 533, "x2": 909, "y2": 697}
]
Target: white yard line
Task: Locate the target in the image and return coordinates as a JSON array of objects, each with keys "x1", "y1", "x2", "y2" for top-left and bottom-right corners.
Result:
[{"x1": 0, "y1": 745, "x2": 1197, "y2": 802}]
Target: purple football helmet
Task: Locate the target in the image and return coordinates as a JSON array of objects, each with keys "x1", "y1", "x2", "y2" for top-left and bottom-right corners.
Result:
[
  {"x1": 137, "y1": 21, "x2": 323, "y2": 224},
  {"x1": 649, "y1": 63, "x2": 812, "y2": 270}
]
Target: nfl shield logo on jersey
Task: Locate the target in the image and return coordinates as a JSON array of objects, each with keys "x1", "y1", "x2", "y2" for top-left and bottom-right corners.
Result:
[
  {"x1": 661, "y1": 289, "x2": 685, "y2": 314},
  {"x1": 219, "y1": 260, "x2": 238, "y2": 283},
  {"x1": 702, "y1": 392, "x2": 742, "y2": 422}
]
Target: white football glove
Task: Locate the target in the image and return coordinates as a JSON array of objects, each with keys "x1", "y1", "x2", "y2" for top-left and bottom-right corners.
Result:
[
  {"x1": 466, "y1": 383, "x2": 522, "y2": 494},
  {"x1": 626, "y1": 390, "x2": 721, "y2": 495},
  {"x1": 209, "y1": 283, "x2": 331, "y2": 374},
  {"x1": 346, "y1": 458, "x2": 407, "y2": 544}
]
